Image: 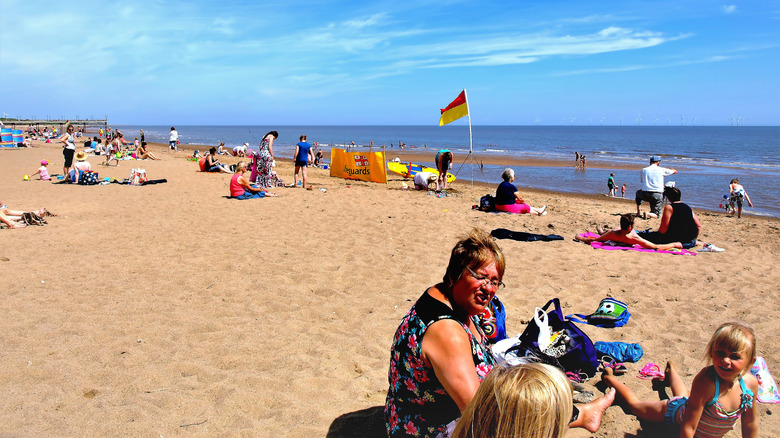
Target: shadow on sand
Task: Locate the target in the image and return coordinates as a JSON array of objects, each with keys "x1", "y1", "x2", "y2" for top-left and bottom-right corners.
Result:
[{"x1": 327, "y1": 405, "x2": 385, "y2": 438}]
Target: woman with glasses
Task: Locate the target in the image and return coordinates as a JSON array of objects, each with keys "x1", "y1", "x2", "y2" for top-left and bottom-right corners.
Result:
[{"x1": 385, "y1": 228, "x2": 613, "y2": 438}]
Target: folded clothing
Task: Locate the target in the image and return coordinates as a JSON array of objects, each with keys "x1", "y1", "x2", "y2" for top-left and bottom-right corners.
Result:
[{"x1": 595, "y1": 341, "x2": 644, "y2": 363}]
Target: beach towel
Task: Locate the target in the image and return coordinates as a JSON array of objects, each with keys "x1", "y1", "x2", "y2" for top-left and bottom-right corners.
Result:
[
  {"x1": 578, "y1": 232, "x2": 697, "y2": 256},
  {"x1": 491, "y1": 228, "x2": 564, "y2": 242},
  {"x1": 750, "y1": 356, "x2": 780, "y2": 403}
]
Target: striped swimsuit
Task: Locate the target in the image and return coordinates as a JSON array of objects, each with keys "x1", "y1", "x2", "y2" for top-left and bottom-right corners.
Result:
[{"x1": 668, "y1": 373, "x2": 754, "y2": 438}]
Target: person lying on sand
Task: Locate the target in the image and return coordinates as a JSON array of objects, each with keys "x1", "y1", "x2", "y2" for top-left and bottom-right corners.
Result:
[
  {"x1": 574, "y1": 214, "x2": 683, "y2": 251},
  {"x1": 0, "y1": 207, "x2": 53, "y2": 229}
]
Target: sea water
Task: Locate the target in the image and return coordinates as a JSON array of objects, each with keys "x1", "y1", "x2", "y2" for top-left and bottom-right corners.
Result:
[{"x1": 117, "y1": 125, "x2": 780, "y2": 217}]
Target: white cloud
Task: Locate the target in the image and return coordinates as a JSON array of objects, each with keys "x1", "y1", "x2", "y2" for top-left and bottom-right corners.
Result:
[{"x1": 723, "y1": 5, "x2": 737, "y2": 14}]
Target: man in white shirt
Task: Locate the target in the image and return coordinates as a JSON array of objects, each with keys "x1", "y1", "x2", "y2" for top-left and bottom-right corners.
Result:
[
  {"x1": 635, "y1": 155, "x2": 676, "y2": 218},
  {"x1": 169, "y1": 127, "x2": 179, "y2": 151}
]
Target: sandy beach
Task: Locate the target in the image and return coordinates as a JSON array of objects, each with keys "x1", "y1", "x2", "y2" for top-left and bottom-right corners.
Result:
[{"x1": 1, "y1": 138, "x2": 778, "y2": 437}]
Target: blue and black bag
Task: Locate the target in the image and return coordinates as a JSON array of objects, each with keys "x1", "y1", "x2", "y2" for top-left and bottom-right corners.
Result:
[
  {"x1": 478, "y1": 296, "x2": 507, "y2": 344},
  {"x1": 512, "y1": 298, "x2": 600, "y2": 377}
]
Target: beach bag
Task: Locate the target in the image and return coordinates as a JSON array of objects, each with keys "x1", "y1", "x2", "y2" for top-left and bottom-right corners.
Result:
[
  {"x1": 478, "y1": 296, "x2": 507, "y2": 344},
  {"x1": 78, "y1": 171, "x2": 99, "y2": 185},
  {"x1": 511, "y1": 298, "x2": 599, "y2": 377},
  {"x1": 129, "y1": 168, "x2": 148, "y2": 186},
  {"x1": 198, "y1": 157, "x2": 207, "y2": 172},
  {"x1": 567, "y1": 297, "x2": 631, "y2": 328},
  {"x1": 479, "y1": 194, "x2": 495, "y2": 212}
]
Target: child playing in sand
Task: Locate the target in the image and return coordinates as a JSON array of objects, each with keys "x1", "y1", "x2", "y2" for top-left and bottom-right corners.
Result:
[
  {"x1": 621, "y1": 183, "x2": 627, "y2": 198},
  {"x1": 602, "y1": 321, "x2": 759, "y2": 438},
  {"x1": 30, "y1": 160, "x2": 51, "y2": 181},
  {"x1": 452, "y1": 363, "x2": 577, "y2": 438}
]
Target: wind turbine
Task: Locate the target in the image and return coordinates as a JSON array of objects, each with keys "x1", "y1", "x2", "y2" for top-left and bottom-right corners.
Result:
[
  {"x1": 681, "y1": 115, "x2": 685, "y2": 126},
  {"x1": 637, "y1": 115, "x2": 642, "y2": 126},
  {"x1": 570, "y1": 117, "x2": 576, "y2": 126},
  {"x1": 693, "y1": 117, "x2": 697, "y2": 126},
  {"x1": 600, "y1": 117, "x2": 607, "y2": 126}
]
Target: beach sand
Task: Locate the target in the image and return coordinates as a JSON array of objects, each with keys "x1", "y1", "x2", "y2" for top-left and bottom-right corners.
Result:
[{"x1": 1, "y1": 138, "x2": 778, "y2": 437}]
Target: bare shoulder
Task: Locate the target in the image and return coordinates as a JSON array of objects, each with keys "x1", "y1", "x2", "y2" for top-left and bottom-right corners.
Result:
[{"x1": 742, "y1": 372, "x2": 759, "y2": 393}]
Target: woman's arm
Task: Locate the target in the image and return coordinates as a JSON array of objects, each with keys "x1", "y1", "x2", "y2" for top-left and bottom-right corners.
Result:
[
  {"x1": 513, "y1": 191, "x2": 525, "y2": 204},
  {"x1": 421, "y1": 319, "x2": 482, "y2": 412},
  {"x1": 692, "y1": 210, "x2": 702, "y2": 236},
  {"x1": 293, "y1": 145, "x2": 299, "y2": 162},
  {"x1": 239, "y1": 175, "x2": 263, "y2": 193},
  {"x1": 268, "y1": 137, "x2": 274, "y2": 157},
  {"x1": 657, "y1": 204, "x2": 673, "y2": 234}
]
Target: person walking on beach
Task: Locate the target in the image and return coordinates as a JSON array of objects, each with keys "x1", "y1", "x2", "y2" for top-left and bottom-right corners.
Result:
[
  {"x1": 169, "y1": 127, "x2": 178, "y2": 151},
  {"x1": 139, "y1": 129, "x2": 145, "y2": 144},
  {"x1": 60, "y1": 124, "x2": 77, "y2": 178},
  {"x1": 607, "y1": 173, "x2": 616, "y2": 197},
  {"x1": 435, "y1": 149, "x2": 453, "y2": 191},
  {"x1": 293, "y1": 135, "x2": 313, "y2": 188},
  {"x1": 254, "y1": 131, "x2": 278, "y2": 188},
  {"x1": 635, "y1": 155, "x2": 676, "y2": 219},
  {"x1": 728, "y1": 179, "x2": 753, "y2": 219}
]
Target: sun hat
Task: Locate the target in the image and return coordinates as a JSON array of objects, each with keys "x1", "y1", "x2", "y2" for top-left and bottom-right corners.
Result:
[
  {"x1": 75, "y1": 151, "x2": 88, "y2": 161},
  {"x1": 41, "y1": 159, "x2": 49, "y2": 165},
  {"x1": 650, "y1": 155, "x2": 661, "y2": 162}
]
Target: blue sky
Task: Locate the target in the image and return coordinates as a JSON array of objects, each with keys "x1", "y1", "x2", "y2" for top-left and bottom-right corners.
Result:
[{"x1": 1, "y1": 0, "x2": 779, "y2": 125}]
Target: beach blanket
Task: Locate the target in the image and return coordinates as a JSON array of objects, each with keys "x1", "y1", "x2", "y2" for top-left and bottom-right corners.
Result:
[
  {"x1": 491, "y1": 228, "x2": 564, "y2": 242},
  {"x1": 578, "y1": 232, "x2": 697, "y2": 256}
]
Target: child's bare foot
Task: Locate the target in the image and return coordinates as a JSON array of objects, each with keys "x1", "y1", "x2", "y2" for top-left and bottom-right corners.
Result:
[
  {"x1": 580, "y1": 388, "x2": 615, "y2": 432},
  {"x1": 662, "y1": 361, "x2": 676, "y2": 385}
]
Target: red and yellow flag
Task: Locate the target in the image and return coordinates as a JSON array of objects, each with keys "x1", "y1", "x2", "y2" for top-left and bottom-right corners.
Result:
[{"x1": 438, "y1": 90, "x2": 468, "y2": 126}]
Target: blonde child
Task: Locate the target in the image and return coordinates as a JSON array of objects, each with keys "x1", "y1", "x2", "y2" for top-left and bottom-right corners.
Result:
[
  {"x1": 30, "y1": 160, "x2": 51, "y2": 181},
  {"x1": 621, "y1": 183, "x2": 627, "y2": 198},
  {"x1": 452, "y1": 363, "x2": 574, "y2": 438},
  {"x1": 602, "y1": 322, "x2": 758, "y2": 438}
]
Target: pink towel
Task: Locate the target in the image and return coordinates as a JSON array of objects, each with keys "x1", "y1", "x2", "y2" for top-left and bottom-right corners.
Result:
[{"x1": 578, "y1": 232, "x2": 697, "y2": 256}]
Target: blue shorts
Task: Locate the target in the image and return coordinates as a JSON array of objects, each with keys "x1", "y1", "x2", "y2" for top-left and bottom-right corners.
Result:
[{"x1": 665, "y1": 396, "x2": 687, "y2": 425}]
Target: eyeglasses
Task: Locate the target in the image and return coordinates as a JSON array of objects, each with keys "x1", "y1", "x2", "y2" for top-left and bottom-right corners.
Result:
[{"x1": 466, "y1": 266, "x2": 505, "y2": 289}]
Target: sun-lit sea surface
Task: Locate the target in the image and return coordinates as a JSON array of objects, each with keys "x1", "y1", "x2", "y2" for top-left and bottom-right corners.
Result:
[{"x1": 117, "y1": 125, "x2": 779, "y2": 217}]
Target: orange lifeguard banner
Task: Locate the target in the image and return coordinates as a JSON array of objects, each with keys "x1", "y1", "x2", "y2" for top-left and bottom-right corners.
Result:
[{"x1": 329, "y1": 148, "x2": 387, "y2": 183}]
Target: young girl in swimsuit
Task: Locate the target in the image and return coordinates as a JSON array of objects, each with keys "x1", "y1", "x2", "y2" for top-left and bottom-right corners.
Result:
[{"x1": 602, "y1": 321, "x2": 759, "y2": 437}]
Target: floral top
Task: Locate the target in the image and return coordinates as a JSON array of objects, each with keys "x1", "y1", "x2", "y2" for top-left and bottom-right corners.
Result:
[{"x1": 385, "y1": 291, "x2": 496, "y2": 438}]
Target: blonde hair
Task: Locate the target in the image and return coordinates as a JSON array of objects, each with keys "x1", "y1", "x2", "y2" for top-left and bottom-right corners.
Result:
[
  {"x1": 705, "y1": 321, "x2": 757, "y2": 374},
  {"x1": 453, "y1": 363, "x2": 572, "y2": 438}
]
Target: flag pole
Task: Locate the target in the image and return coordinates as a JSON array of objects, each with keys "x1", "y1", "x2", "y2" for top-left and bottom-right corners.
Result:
[{"x1": 464, "y1": 89, "x2": 474, "y2": 186}]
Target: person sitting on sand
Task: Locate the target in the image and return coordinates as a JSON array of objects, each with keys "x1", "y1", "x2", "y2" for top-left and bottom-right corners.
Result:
[
  {"x1": 30, "y1": 160, "x2": 51, "y2": 181},
  {"x1": 413, "y1": 171, "x2": 438, "y2": 191},
  {"x1": 136, "y1": 142, "x2": 159, "y2": 160},
  {"x1": 452, "y1": 363, "x2": 575, "y2": 438},
  {"x1": 70, "y1": 151, "x2": 92, "y2": 182},
  {"x1": 574, "y1": 213, "x2": 683, "y2": 251},
  {"x1": 637, "y1": 186, "x2": 701, "y2": 249},
  {"x1": 385, "y1": 228, "x2": 614, "y2": 438},
  {"x1": 494, "y1": 168, "x2": 547, "y2": 215},
  {"x1": 230, "y1": 161, "x2": 278, "y2": 199},
  {"x1": 602, "y1": 322, "x2": 758, "y2": 438},
  {"x1": 205, "y1": 147, "x2": 232, "y2": 173}
]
